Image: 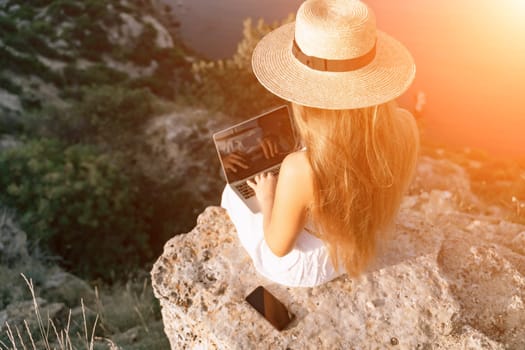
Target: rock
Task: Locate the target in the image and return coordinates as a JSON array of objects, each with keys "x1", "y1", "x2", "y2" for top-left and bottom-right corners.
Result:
[
  {"x1": 511, "y1": 231, "x2": 525, "y2": 255},
  {"x1": 0, "y1": 210, "x2": 29, "y2": 265},
  {"x1": 438, "y1": 238, "x2": 525, "y2": 348},
  {"x1": 0, "y1": 298, "x2": 67, "y2": 333},
  {"x1": 143, "y1": 15, "x2": 174, "y2": 48},
  {"x1": 0, "y1": 309, "x2": 7, "y2": 328},
  {"x1": 139, "y1": 107, "x2": 230, "y2": 184},
  {"x1": 109, "y1": 321, "x2": 171, "y2": 350},
  {"x1": 0, "y1": 131, "x2": 22, "y2": 152},
  {"x1": 0, "y1": 87, "x2": 22, "y2": 112},
  {"x1": 70, "y1": 304, "x2": 98, "y2": 328},
  {"x1": 134, "y1": 108, "x2": 231, "y2": 215},
  {"x1": 40, "y1": 270, "x2": 96, "y2": 308},
  {"x1": 439, "y1": 325, "x2": 504, "y2": 350},
  {"x1": 410, "y1": 156, "x2": 472, "y2": 196},
  {"x1": 151, "y1": 158, "x2": 525, "y2": 349}
]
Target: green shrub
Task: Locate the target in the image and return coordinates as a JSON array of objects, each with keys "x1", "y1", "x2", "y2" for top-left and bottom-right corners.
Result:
[
  {"x1": 0, "y1": 139, "x2": 152, "y2": 279},
  {"x1": 3, "y1": 28, "x2": 55, "y2": 58},
  {"x1": 46, "y1": 0, "x2": 84, "y2": 21},
  {"x1": 188, "y1": 17, "x2": 292, "y2": 118},
  {"x1": 153, "y1": 47, "x2": 193, "y2": 98},
  {"x1": 0, "y1": 111, "x2": 24, "y2": 134},
  {"x1": 30, "y1": 20, "x2": 54, "y2": 37},
  {"x1": 0, "y1": 75, "x2": 22, "y2": 94},
  {"x1": 0, "y1": 46, "x2": 63, "y2": 85},
  {"x1": 85, "y1": 0, "x2": 115, "y2": 24},
  {"x1": 129, "y1": 23, "x2": 158, "y2": 66},
  {"x1": 60, "y1": 64, "x2": 129, "y2": 88},
  {"x1": 10, "y1": 3, "x2": 36, "y2": 21},
  {"x1": 43, "y1": 85, "x2": 157, "y2": 146},
  {"x1": 0, "y1": 15, "x2": 17, "y2": 34},
  {"x1": 31, "y1": 0, "x2": 56, "y2": 7}
]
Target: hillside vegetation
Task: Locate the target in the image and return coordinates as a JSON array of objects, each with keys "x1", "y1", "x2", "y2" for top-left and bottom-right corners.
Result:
[
  {"x1": 0, "y1": 0, "x2": 206, "y2": 280},
  {"x1": 1, "y1": 0, "x2": 524, "y2": 348},
  {"x1": 0, "y1": 1, "x2": 285, "y2": 347}
]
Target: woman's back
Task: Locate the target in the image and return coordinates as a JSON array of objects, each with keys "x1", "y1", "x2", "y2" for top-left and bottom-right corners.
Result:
[
  {"x1": 248, "y1": 103, "x2": 419, "y2": 274},
  {"x1": 290, "y1": 103, "x2": 419, "y2": 276},
  {"x1": 223, "y1": 0, "x2": 419, "y2": 287}
]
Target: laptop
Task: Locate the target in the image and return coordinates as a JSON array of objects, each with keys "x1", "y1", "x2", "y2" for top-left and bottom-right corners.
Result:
[{"x1": 213, "y1": 105, "x2": 297, "y2": 213}]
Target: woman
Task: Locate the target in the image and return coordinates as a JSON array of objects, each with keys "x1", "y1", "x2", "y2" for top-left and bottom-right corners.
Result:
[{"x1": 221, "y1": 0, "x2": 419, "y2": 287}]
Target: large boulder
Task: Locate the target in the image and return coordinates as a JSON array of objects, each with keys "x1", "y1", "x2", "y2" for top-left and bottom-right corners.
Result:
[
  {"x1": 0, "y1": 298, "x2": 67, "y2": 334},
  {"x1": 0, "y1": 210, "x2": 29, "y2": 265},
  {"x1": 151, "y1": 158, "x2": 525, "y2": 349},
  {"x1": 40, "y1": 270, "x2": 96, "y2": 308}
]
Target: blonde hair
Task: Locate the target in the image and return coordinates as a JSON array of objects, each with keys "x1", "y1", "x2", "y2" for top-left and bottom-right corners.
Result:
[{"x1": 292, "y1": 102, "x2": 419, "y2": 276}]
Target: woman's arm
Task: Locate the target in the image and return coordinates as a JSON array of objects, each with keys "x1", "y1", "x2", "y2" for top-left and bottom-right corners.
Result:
[{"x1": 247, "y1": 152, "x2": 313, "y2": 257}]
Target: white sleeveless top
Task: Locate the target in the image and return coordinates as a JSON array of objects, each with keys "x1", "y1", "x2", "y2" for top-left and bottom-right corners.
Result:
[{"x1": 221, "y1": 185, "x2": 344, "y2": 287}]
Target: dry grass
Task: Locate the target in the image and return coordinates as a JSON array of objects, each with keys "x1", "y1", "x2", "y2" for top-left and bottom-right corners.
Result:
[{"x1": 0, "y1": 274, "x2": 98, "y2": 350}]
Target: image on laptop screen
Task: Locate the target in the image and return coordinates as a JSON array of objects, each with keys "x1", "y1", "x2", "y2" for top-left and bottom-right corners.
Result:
[{"x1": 214, "y1": 106, "x2": 296, "y2": 183}]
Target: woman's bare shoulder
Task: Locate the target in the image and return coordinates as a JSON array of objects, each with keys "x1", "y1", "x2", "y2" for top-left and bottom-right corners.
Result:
[
  {"x1": 279, "y1": 151, "x2": 314, "y2": 201},
  {"x1": 281, "y1": 150, "x2": 312, "y2": 175}
]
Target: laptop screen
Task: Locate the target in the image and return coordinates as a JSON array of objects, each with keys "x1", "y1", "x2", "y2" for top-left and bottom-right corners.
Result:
[{"x1": 214, "y1": 105, "x2": 296, "y2": 183}]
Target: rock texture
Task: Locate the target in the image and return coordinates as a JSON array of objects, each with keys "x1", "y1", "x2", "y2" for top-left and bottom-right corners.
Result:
[{"x1": 151, "y1": 157, "x2": 525, "y2": 349}]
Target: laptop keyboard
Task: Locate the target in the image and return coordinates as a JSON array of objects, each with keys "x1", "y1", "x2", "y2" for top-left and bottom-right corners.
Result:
[{"x1": 235, "y1": 167, "x2": 280, "y2": 199}]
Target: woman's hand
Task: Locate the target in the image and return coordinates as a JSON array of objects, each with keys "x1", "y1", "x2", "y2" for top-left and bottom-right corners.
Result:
[{"x1": 247, "y1": 172, "x2": 277, "y2": 210}]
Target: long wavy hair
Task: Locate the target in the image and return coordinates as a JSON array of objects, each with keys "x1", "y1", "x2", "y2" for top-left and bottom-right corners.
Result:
[{"x1": 292, "y1": 101, "x2": 419, "y2": 276}]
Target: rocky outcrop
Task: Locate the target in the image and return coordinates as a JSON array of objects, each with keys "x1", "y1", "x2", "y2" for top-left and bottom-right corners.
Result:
[
  {"x1": 0, "y1": 209, "x2": 98, "y2": 344},
  {"x1": 0, "y1": 207, "x2": 170, "y2": 349},
  {"x1": 0, "y1": 210, "x2": 29, "y2": 264},
  {"x1": 151, "y1": 157, "x2": 525, "y2": 349},
  {"x1": 0, "y1": 0, "x2": 186, "y2": 117},
  {"x1": 40, "y1": 270, "x2": 96, "y2": 308}
]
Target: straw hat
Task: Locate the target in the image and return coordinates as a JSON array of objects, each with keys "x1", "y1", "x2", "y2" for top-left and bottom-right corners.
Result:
[{"x1": 252, "y1": 0, "x2": 415, "y2": 110}]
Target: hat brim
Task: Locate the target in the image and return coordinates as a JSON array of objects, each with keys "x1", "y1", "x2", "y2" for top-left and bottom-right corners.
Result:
[{"x1": 252, "y1": 22, "x2": 416, "y2": 110}]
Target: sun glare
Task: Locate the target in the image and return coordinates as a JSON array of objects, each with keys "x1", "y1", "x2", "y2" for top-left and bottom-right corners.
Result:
[
  {"x1": 509, "y1": 0, "x2": 525, "y2": 11},
  {"x1": 500, "y1": 0, "x2": 525, "y2": 28}
]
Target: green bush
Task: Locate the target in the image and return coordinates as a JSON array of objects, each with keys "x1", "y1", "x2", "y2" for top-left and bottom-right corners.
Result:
[
  {"x1": 60, "y1": 64, "x2": 129, "y2": 88},
  {"x1": 153, "y1": 47, "x2": 193, "y2": 98},
  {"x1": 190, "y1": 64, "x2": 282, "y2": 119},
  {"x1": 45, "y1": 85, "x2": 157, "y2": 146},
  {"x1": 0, "y1": 15, "x2": 17, "y2": 34},
  {"x1": 20, "y1": 93, "x2": 42, "y2": 111},
  {"x1": 0, "y1": 139, "x2": 152, "y2": 279},
  {"x1": 129, "y1": 23, "x2": 158, "y2": 66},
  {"x1": 0, "y1": 46, "x2": 63, "y2": 85},
  {"x1": 10, "y1": 3, "x2": 36, "y2": 21},
  {"x1": 46, "y1": 0, "x2": 84, "y2": 20},
  {"x1": 30, "y1": 20, "x2": 54, "y2": 37},
  {"x1": 0, "y1": 111, "x2": 24, "y2": 134},
  {"x1": 0, "y1": 75, "x2": 22, "y2": 94},
  {"x1": 188, "y1": 17, "x2": 290, "y2": 118},
  {"x1": 3, "y1": 27, "x2": 55, "y2": 58},
  {"x1": 31, "y1": 0, "x2": 56, "y2": 7}
]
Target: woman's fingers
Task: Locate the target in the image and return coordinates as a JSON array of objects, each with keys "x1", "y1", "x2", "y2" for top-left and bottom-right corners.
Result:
[
  {"x1": 248, "y1": 172, "x2": 272, "y2": 189},
  {"x1": 249, "y1": 173, "x2": 262, "y2": 187},
  {"x1": 247, "y1": 172, "x2": 277, "y2": 206}
]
